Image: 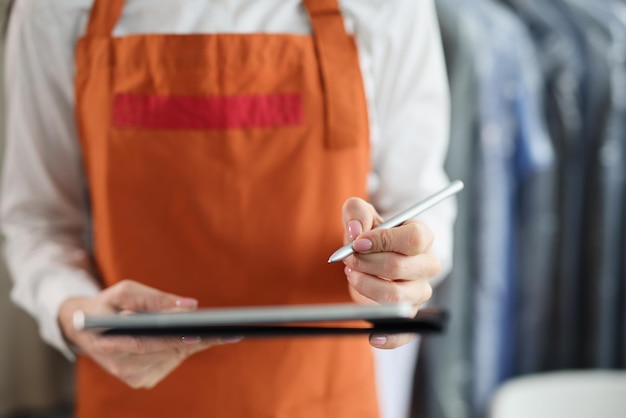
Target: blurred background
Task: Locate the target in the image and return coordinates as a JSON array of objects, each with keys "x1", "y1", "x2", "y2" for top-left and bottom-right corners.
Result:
[{"x1": 0, "y1": 1, "x2": 625, "y2": 417}]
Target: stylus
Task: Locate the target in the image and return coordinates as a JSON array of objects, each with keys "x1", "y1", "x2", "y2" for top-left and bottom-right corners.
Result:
[{"x1": 327, "y1": 180, "x2": 464, "y2": 263}]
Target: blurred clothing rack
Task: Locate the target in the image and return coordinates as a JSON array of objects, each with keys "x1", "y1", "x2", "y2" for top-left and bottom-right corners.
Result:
[{"x1": 414, "y1": 1, "x2": 626, "y2": 417}]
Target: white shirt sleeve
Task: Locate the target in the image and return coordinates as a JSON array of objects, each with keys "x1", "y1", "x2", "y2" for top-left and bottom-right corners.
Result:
[
  {"x1": 1, "y1": 0, "x2": 101, "y2": 359},
  {"x1": 354, "y1": 0, "x2": 455, "y2": 282},
  {"x1": 349, "y1": 4, "x2": 453, "y2": 418}
]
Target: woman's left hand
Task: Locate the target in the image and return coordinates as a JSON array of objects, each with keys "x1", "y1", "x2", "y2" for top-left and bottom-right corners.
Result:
[{"x1": 340, "y1": 197, "x2": 442, "y2": 349}]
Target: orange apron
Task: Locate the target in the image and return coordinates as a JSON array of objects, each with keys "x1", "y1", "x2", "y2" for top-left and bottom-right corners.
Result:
[{"x1": 74, "y1": 0, "x2": 377, "y2": 416}]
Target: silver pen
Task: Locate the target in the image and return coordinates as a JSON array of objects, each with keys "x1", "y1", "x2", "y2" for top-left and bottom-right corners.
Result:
[{"x1": 327, "y1": 180, "x2": 464, "y2": 263}]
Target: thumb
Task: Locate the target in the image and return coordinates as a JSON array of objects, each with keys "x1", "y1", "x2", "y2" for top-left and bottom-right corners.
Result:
[
  {"x1": 341, "y1": 198, "x2": 383, "y2": 244},
  {"x1": 103, "y1": 280, "x2": 198, "y2": 313}
]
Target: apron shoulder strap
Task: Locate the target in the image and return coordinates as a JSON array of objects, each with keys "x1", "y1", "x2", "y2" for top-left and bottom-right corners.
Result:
[
  {"x1": 85, "y1": 0, "x2": 125, "y2": 37},
  {"x1": 303, "y1": 0, "x2": 367, "y2": 149},
  {"x1": 303, "y1": 0, "x2": 341, "y2": 15}
]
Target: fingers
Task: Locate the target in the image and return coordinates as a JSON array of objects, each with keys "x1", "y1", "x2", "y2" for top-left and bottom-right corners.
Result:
[
  {"x1": 341, "y1": 198, "x2": 383, "y2": 243},
  {"x1": 182, "y1": 335, "x2": 244, "y2": 355},
  {"x1": 119, "y1": 357, "x2": 180, "y2": 389},
  {"x1": 94, "y1": 335, "x2": 209, "y2": 355},
  {"x1": 353, "y1": 221, "x2": 434, "y2": 257},
  {"x1": 345, "y1": 267, "x2": 432, "y2": 308},
  {"x1": 369, "y1": 333, "x2": 414, "y2": 350},
  {"x1": 103, "y1": 280, "x2": 198, "y2": 313},
  {"x1": 100, "y1": 351, "x2": 185, "y2": 389},
  {"x1": 91, "y1": 335, "x2": 243, "y2": 389},
  {"x1": 342, "y1": 197, "x2": 435, "y2": 257},
  {"x1": 345, "y1": 251, "x2": 442, "y2": 281},
  {"x1": 343, "y1": 219, "x2": 441, "y2": 288},
  {"x1": 93, "y1": 334, "x2": 241, "y2": 355}
]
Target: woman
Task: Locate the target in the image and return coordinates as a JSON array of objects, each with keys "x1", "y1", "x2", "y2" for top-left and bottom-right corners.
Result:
[{"x1": 2, "y1": 0, "x2": 454, "y2": 417}]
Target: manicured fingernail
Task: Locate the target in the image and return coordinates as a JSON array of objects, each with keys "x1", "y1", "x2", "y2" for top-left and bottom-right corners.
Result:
[
  {"x1": 353, "y1": 238, "x2": 373, "y2": 252},
  {"x1": 370, "y1": 335, "x2": 387, "y2": 346},
  {"x1": 182, "y1": 336, "x2": 201, "y2": 345},
  {"x1": 344, "y1": 266, "x2": 352, "y2": 275},
  {"x1": 347, "y1": 220, "x2": 363, "y2": 241},
  {"x1": 221, "y1": 336, "x2": 244, "y2": 344},
  {"x1": 176, "y1": 298, "x2": 198, "y2": 308}
]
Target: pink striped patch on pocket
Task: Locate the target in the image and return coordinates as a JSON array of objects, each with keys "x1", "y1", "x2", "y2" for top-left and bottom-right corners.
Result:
[{"x1": 112, "y1": 93, "x2": 303, "y2": 129}]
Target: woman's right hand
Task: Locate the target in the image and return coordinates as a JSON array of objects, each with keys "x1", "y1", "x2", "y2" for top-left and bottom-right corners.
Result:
[{"x1": 58, "y1": 280, "x2": 241, "y2": 389}]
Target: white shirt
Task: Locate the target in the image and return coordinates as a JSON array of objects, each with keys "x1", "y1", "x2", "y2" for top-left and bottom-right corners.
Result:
[{"x1": 2, "y1": 1, "x2": 453, "y2": 417}]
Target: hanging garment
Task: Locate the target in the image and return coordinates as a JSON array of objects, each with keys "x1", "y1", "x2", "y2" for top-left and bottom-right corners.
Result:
[
  {"x1": 412, "y1": 1, "x2": 481, "y2": 417},
  {"x1": 416, "y1": 2, "x2": 555, "y2": 418},
  {"x1": 500, "y1": 0, "x2": 583, "y2": 375},
  {"x1": 564, "y1": 0, "x2": 626, "y2": 369},
  {"x1": 73, "y1": 0, "x2": 377, "y2": 416}
]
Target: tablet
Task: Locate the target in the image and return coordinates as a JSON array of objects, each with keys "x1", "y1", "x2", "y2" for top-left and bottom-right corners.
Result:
[{"x1": 76, "y1": 303, "x2": 448, "y2": 337}]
